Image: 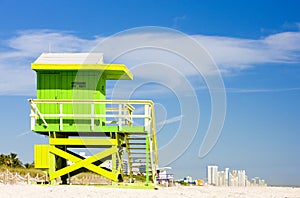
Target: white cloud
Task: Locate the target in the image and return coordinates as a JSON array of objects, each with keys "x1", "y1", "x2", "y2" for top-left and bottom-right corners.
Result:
[
  {"x1": 195, "y1": 32, "x2": 300, "y2": 70},
  {"x1": 0, "y1": 28, "x2": 300, "y2": 95},
  {"x1": 0, "y1": 30, "x2": 97, "y2": 95},
  {"x1": 3, "y1": 30, "x2": 96, "y2": 56}
]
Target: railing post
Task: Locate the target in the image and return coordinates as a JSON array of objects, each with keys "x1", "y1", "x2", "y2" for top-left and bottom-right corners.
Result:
[
  {"x1": 30, "y1": 105, "x2": 35, "y2": 131},
  {"x1": 144, "y1": 104, "x2": 151, "y2": 133},
  {"x1": 124, "y1": 105, "x2": 128, "y2": 126},
  {"x1": 146, "y1": 135, "x2": 149, "y2": 186},
  {"x1": 118, "y1": 103, "x2": 122, "y2": 131},
  {"x1": 59, "y1": 103, "x2": 63, "y2": 131},
  {"x1": 91, "y1": 103, "x2": 95, "y2": 131},
  {"x1": 26, "y1": 173, "x2": 29, "y2": 184}
]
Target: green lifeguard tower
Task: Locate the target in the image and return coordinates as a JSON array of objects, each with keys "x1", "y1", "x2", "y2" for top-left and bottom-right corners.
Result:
[{"x1": 29, "y1": 53, "x2": 158, "y2": 185}]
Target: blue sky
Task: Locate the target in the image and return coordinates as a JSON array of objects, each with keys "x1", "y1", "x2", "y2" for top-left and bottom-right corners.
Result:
[{"x1": 0, "y1": 0, "x2": 299, "y2": 186}]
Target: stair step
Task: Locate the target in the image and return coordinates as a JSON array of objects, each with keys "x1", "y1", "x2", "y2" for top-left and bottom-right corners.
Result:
[
  {"x1": 130, "y1": 169, "x2": 153, "y2": 172},
  {"x1": 129, "y1": 152, "x2": 147, "y2": 155},
  {"x1": 129, "y1": 158, "x2": 147, "y2": 161},
  {"x1": 129, "y1": 161, "x2": 147, "y2": 164},
  {"x1": 127, "y1": 138, "x2": 146, "y2": 140},
  {"x1": 128, "y1": 147, "x2": 146, "y2": 150},
  {"x1": 131, "y1": 164, "x2": 147, "y2": 167},
  {"x1": 128, "y1": 143, "x2": 146, "y2": 145},
  {"x1": 128, "y1": 155, "x2": 148, "y2": 158},
  {"x1": 128, "y1": 160, "x2": 149, "y2": 162},
  {"x1": 130, "y1": 157, "x2": 149, "y2": 160},
  {"x1": 125, "y1": 132, "x2": 147, "y2": 135}
]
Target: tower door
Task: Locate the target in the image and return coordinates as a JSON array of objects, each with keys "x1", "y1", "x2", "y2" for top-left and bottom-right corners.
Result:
[
  {"x1": 37, "y1": 72, "x2": 61, "y2": 128},
  {"x1": 38, "y1": 72, "x2": 61, "y2": 100}
]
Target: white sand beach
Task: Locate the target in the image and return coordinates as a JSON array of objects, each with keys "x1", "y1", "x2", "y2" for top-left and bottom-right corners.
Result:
[{"x1": 0, "y1": 184, "x2": 299, "y2": 198}]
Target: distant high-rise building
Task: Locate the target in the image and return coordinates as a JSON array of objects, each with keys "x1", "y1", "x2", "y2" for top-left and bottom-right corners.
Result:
[
  {"x1": 207, "y1": 165, "x2": 218, "y2": 185},
  {"x1": 229, "y1": 170, "x2": 238, "y2": 186},
  {"x1": 251, "y1": 177, "x2": 267, "y2": 186},
  {"x1": 237, "y1": 170, "x2": 246, "y2": 187},
  {"x1": 218, "y1": 171, "x2": 226, "y2": 186},
  {"x1": 225, "y1": 168, "x2": 229, "y2": 186}
]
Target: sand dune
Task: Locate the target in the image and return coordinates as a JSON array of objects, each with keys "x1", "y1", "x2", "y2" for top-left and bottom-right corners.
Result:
[{"x1": 0, "y1": 184, "x2": 299, "y2": 198}]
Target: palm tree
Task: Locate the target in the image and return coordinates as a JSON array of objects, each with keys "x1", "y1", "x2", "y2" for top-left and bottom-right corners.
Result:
[
  {"x1": 0, "y1": 154, "x2": 4, "y2": 165},
  {"x1": 0, "y1": 153, "x2": 22, "y2": 168},
  {"x1": 10, "y1": 153, "x2": 23, "y2": 168},
  {"x1": 24, "y1": 162, "x2": 34, "y2": 169},
  {"x1": 0, "y1": 154, "x2": 12, "y2": 167}
]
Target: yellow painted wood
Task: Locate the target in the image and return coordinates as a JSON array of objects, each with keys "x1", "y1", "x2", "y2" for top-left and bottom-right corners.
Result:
[
  {"x1": 49, "y1": 138, "x2": 118, "y2": 146},
  {"x1": 112, "y1": 147, "x2": 116, "y2": 175},
  {"x1": 31, "y1": 63, "x2": 133, "y2": 80},
  {"x1": 49, "y1": 152, "x2": 56, "y2": 184},
  {"x1": 34, "y1": 145, "x2": 49, "y2": 168},
  {"x1": 49, "y1": 146, "x2": 117, "y2": 181}
]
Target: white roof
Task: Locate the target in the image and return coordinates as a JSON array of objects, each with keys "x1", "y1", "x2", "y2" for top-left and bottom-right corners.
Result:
[
  {"x1": 34, "y1": 53, "x2": 104, "y2": 64},
  {"x1": 157, "y1": 167, "x2": 172, "y2": 170}
]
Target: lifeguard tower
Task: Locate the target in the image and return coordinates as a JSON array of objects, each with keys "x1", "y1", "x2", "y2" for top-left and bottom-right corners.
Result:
[{"x1": 29, "y1": 53, "x2": 158, "y2": 186}]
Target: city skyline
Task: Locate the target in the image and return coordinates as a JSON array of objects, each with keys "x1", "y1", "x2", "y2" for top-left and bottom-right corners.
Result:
[{"x1": 207, "y1": 165, "x2": 267, "y2": 187}]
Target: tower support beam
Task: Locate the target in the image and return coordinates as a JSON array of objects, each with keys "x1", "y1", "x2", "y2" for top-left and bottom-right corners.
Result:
[{"x1": 49, "y1": 146, "x2": 119, "y2": 182}]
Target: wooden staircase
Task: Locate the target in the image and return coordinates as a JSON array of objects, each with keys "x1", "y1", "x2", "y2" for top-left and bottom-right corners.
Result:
[{"x1": 125, "y1": 132, "x2": 156, "y2": 184}]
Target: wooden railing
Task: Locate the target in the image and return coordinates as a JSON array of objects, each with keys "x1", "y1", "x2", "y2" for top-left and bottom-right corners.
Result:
[{"x1": 0, "y1": 169, "x2": 47, "y2": 184}]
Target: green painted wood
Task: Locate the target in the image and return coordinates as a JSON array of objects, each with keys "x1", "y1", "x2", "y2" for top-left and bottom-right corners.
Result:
[
  {"x1": 35, "y1": 70, "x2": 107, "y2": 132},
  {"x1": 33, "y1": 125, "x2": 145, "y2": 133},
  {"x1": 122, "y1": 126, "x2": 145, "y2": 133}
]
